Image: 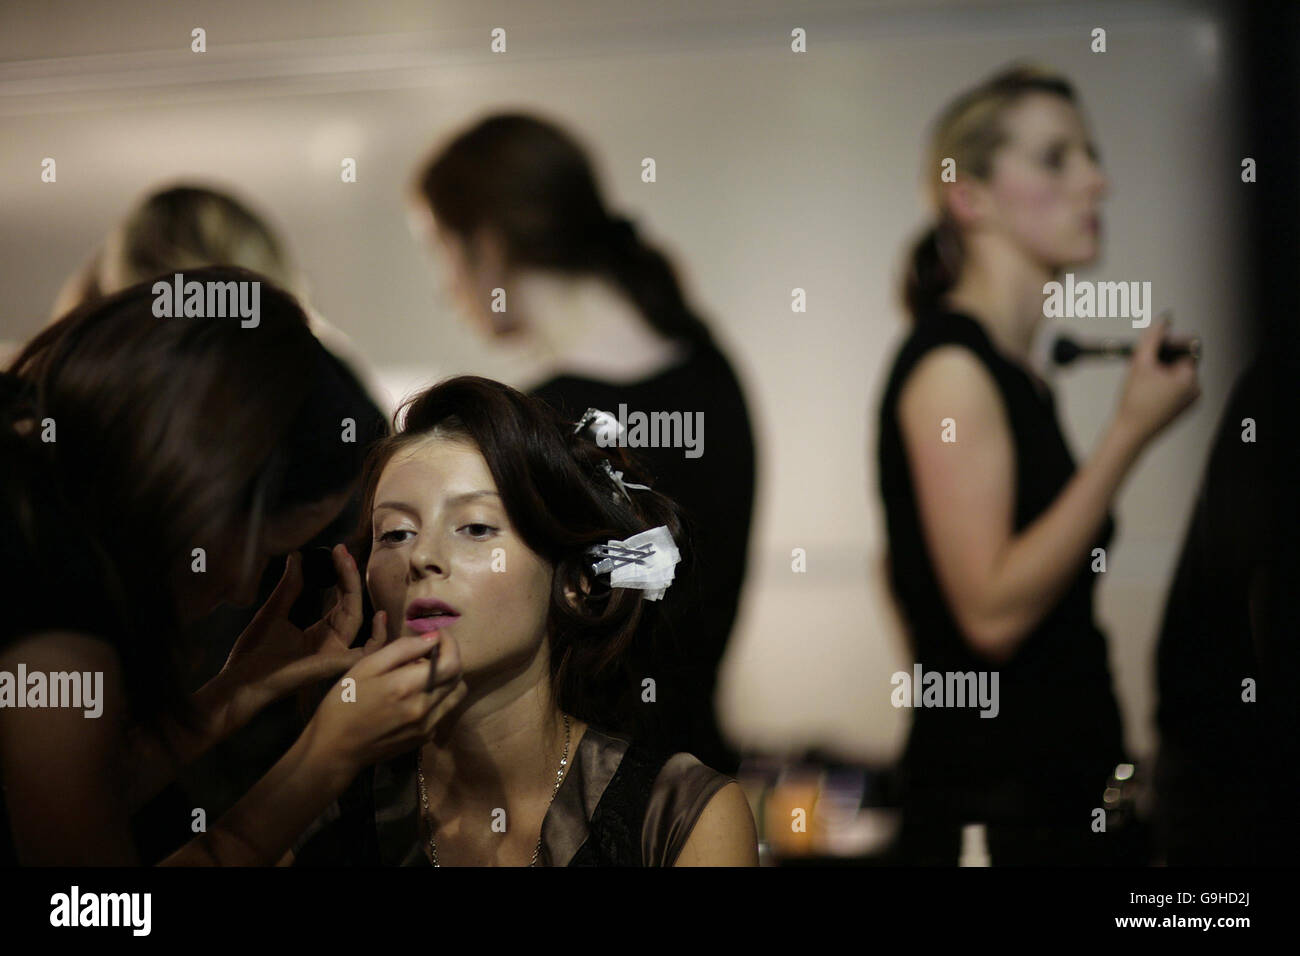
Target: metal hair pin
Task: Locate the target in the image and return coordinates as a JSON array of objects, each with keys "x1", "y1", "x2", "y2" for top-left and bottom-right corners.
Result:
[
  {"x1": 590, "y1": 541, "x2": 657, "y2": 575},
  {"x1": 585, "y1": 526, "x2": 681, "y2": 601}
]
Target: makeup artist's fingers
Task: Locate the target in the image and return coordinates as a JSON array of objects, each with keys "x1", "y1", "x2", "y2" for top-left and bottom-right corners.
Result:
[
  {"x1": 390, "y1": 638, "x2": 461, "y2": 698},
  {"x1": 275, "y1": 647, "x2": 366, "y2": 687},
  {"x1": 355, "y1": 677, "x2": 465, "y2": 759},
  {"x1": 427, "y1": 633, "x2": 461, "y2": 683},
  {"x1": 350, "y1": 630, "x2": 441, "y2": 679},
  {"x1": 363, "y1": 677, "x2": 468, "y2": 758},
  {"x1": 362, "y1": 608, "x2": 389, "y2": 656},
  {"x1": 252, "y1": 552, "x2": 304, "y2": 625},
  {"x1": 319, "y1": 544, "x2": 362, "y2": 642}
]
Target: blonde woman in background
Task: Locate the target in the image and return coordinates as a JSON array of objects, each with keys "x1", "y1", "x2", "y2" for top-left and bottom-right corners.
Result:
[{"x1": 876, "y1": 64, "x2": 1200, "y2": 864}]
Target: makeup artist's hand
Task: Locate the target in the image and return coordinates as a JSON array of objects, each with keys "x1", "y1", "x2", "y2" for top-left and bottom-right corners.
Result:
[
  {"x1": 1114, "y1": 316, "x2": 1200, "y2": 446},
  {"x1": 207, "y1": 546, "x2": 366, "y2": 730},
  {"x1": 306, "y1": 612, "x2": 468, "y2": 774}
]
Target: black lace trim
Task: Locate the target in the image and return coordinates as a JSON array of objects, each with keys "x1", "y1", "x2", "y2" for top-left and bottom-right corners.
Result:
[{"x1": 568, "y1": 739, "x2": 671, "y2": 867}]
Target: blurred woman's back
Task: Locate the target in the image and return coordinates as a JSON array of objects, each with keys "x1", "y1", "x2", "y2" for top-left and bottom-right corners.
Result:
[{"x1": 412, "y1": 113, "x2": 756, "y2": 774}]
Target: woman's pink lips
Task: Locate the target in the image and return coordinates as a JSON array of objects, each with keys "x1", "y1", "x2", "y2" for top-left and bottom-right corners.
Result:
[{"x1": 406, "y1": 614, "x2": 458, "y2": 634}]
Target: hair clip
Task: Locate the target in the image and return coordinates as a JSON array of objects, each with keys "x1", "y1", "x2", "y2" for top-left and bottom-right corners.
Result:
[
  {"x1": 587, "y1": 526, "x2": 680, "y2": 601},
  {"x1": 572, "y1": 409, "x2": 653, "y2": 502},
  {"x1": 589, "y1": 540, "x2": 656, "y2": 573},
  {"x1": 573, "y1": 407, "x2": 624, "y2": 447},
  {"x1": 601, "y1": 459, "x2": 650, "y2": 503}
]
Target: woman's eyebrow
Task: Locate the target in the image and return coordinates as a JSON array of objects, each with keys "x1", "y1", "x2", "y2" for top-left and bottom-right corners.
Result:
[
  {"x1": 374, "y1": 491, "x2": 499, "y2": 515},
  {"x1": 446, "y1": 490, "x2": 500, "y2": 506}
]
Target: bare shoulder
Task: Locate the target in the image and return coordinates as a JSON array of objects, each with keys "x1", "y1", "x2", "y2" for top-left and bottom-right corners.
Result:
[
  {"x1": 0, "y1": 630, "x2": 134, "y2": 864},
  {"x1": 0, "y1": 629, "x2": 121, "y2": 671},
  {"x1": 895, "y1": 344, "x2": 1016, "y2": 484},
  {"x1": 0, "y1": 630, "x2": 125, "y2": 747},
  {"x1": 673, "y1": 781, "x2": 759, "y2": 867},
  {"x1": 897, "y1": 345, "x2": 1004, "y2": 428},
  {"x1": 0, "y1": 629, "x2": 124, "y2": 737}
]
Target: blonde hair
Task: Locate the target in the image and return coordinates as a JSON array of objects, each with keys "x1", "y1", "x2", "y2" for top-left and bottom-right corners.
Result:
[
  {"x1": 904, "y1": 63, "x2": 1078, "y2": 319},
  {"x1": 98, "y1": 184, "x2": 304, "y2": 298}
]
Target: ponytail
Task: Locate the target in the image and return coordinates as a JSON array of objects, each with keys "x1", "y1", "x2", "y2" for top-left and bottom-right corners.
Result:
[
  {"x1": 601, "y1": 215, "x2": 714, "y2": 349},
  {"x1": 903, "y1": 215, "x2": 963, "y2": 321},
  {"x1": 415, "y1": 113, "x2": 718, "y2": 353}
]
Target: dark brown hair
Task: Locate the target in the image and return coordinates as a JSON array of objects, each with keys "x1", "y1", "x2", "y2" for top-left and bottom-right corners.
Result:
[
  {"x1": 353, "y1": 376, "x2": 688, "y2": 738},
  {"x1": 5, "y1": 266, "x2": 371, "y2": 728},
  {"x1": 413, "y1": 112, "x2": 714, "y2": 349},
  {"x1": 904, "y1": 63, "x2": 1078, "y2": 320}
]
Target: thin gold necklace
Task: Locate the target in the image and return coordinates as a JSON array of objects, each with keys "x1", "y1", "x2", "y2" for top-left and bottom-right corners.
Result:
[{"x1": 416, "y1": 713, "x2": 571, "y2": 867}]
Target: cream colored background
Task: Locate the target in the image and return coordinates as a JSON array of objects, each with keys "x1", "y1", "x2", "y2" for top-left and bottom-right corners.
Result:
[{"x1": 0, "y1": 0, "x2": 1251, "y2": 765}]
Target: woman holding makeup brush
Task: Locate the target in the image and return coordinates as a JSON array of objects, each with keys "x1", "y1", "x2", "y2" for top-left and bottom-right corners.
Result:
[{"x1": 876, "y1": 64, "x2": 1200, "y2": 864}]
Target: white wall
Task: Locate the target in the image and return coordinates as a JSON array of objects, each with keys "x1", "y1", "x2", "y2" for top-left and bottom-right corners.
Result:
[{"x1": 0, "y1": 0, "x2": 1250, "y2": 765}]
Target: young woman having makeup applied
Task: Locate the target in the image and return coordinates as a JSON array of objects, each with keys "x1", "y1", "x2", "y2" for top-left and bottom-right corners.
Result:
[{"x1": 291, "y1": 376, "x2": 758, "y2": 866}]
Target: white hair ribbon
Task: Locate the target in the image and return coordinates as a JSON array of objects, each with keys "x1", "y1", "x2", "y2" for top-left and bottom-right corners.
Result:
[{"x1": 601, "y1": 459, "x2": 650, "y2": 503}]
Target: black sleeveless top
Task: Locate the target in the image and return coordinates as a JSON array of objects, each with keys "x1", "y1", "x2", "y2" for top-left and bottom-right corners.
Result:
[{"x1": 876, "y1": 310, "x2": 1125, "y2": 824}]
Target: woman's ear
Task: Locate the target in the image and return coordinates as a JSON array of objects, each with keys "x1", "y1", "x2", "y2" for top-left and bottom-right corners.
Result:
[
  {"x1": 563, "y1": 586, "x2": 581, "y2": 610},
  {"x1": 943, "y1": 178, "x2": 989, "y2": 231},
  {"x1": 562, "y1": 571, "x2": 594, "y2": 611}
]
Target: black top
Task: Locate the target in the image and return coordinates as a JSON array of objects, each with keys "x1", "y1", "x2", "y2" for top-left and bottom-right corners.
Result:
[
  {"x1": 1153, "y1": 357, "x2": 1298, "y2": 864},
  {"x1": 0, "y1": 344, "x2": 387, "y2": 866},
  {"x1": 876, "y1": 310, "x2": 1125, "y2": 824},
  {"x1": 530, "y1": 340, "x2": 755, "y2": 776}
]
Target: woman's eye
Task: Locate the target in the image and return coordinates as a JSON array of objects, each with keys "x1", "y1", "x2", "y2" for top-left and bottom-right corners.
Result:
[
  {"x1": 1043, "y1": 147, "x2": 1065, "y2": 170},
  {"x1": 378, "y1": 529, "x2": 414, "y2": 544},
  {"x1": 459, "y1": 524, "x2": 497, "y2": 539}
]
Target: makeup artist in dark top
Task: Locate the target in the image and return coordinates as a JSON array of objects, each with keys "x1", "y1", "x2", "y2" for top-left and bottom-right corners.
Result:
[
  {"x1": 0, "y1": 271, "x2": 458, "y2": 865},
  {"x1": 407, "y1": 113, "x2": 755, "y2": 775},
  {"x1": 876, "y1": 64, "x2": 1199, "y2": 863},
  {"x1": 44, "y1": 184, "x2": 390, "y2": 859}
]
